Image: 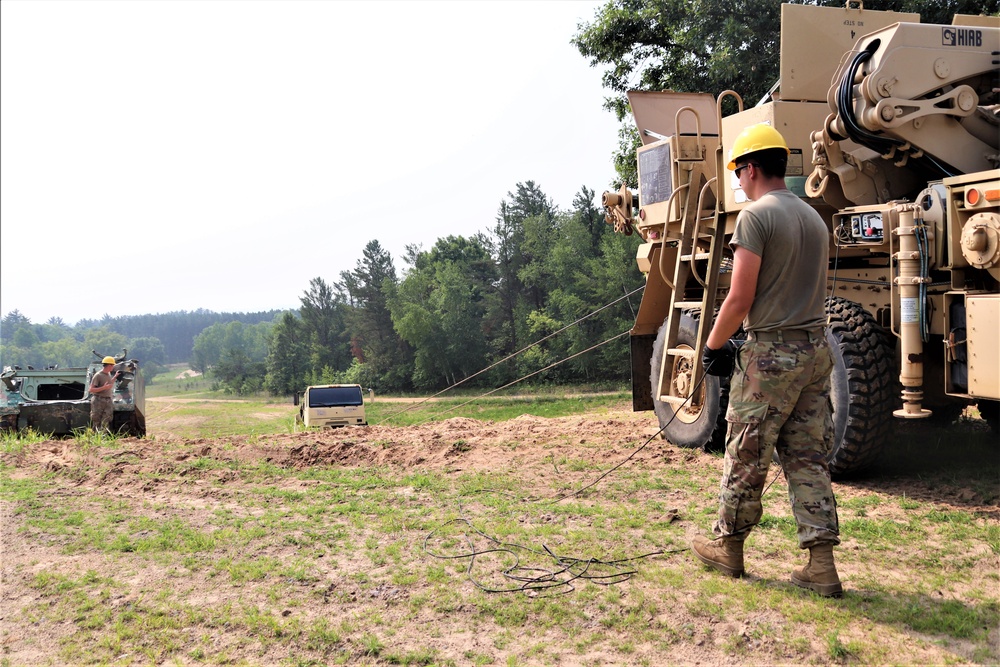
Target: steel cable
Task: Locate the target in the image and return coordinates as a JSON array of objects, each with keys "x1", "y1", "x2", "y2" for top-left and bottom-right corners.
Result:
[
  {"x1": 421, "y1": 354, "x2": 787, "y2": 595},
  {"x1": 410, "y1": 331, "x2": 629, "y2": 427},
  {"x1": 377, "y1": 284, "x2": 645, "y2": 424}
]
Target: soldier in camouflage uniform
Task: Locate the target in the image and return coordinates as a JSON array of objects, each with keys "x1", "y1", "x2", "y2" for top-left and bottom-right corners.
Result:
[{"x1": 693, "y1": 124, "x2": 842, "y2": 597}]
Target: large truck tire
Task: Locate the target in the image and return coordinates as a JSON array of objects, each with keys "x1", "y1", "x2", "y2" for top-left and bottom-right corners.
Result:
[
  {"x1": 825, "y1": 297, "x2": 895, "y2": 477},
  {"x1": 650, "y1": 314, "x2": 729, "y2": 451}
]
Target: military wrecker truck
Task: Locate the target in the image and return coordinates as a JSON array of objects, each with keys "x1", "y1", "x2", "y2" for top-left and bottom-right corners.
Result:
[
  {"x1": 602, "y1": 2, "x2": 999, "y2": 475},
  {"x1": 0, "y1": 350, "x2": 146, "y2": 437}
]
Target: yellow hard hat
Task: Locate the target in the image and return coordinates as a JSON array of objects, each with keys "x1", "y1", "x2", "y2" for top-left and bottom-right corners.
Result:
[
  {"x1": 727, "y1": 123, "x2": 790, "y2": 170},
  {"x1": 102, "y1": 356, "x2": 116, "y2": 365}
]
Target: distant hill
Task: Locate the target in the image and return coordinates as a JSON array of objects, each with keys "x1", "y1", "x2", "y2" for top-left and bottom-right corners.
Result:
[{"x1": 76, "y1": 309, "x2": 288, "y2": 363}]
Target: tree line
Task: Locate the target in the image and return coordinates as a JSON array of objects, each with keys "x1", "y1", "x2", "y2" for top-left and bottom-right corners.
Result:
[
  {"x1": 1, "y1": 182, "x2": 643, "y2": 395},
  {"x1": 229, "y1": 182, "x2": 643, "y2": 396},
  {"x1": 0, "y1": 308, "x2": 283, "y2": 382}
]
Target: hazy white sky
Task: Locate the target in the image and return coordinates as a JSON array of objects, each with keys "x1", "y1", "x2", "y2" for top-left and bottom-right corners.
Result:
[{"x1": 1, "y1": 0, "x2": 622, "y2": 326}]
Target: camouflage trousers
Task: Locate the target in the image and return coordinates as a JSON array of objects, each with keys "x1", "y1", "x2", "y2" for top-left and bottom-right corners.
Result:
[
  {"x1": 90, "y1": 396, "x2": 113, "y2": 432},
  {"x1": 712, "y1": 335, "x2": 840, "y2": 549}
]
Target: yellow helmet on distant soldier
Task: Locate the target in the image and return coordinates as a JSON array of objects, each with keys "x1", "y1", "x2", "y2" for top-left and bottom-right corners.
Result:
[
  {"x1": 728, "y1": 123, "x2": 790, "y2": 170},
  {"x1": 102, "y1": 356, "x2": 116, "y2": 365}
]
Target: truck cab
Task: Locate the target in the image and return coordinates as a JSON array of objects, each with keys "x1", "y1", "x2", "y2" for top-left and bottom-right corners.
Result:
[{"x1": 295, "y1": 384, "x2": 367, "y2": 428}]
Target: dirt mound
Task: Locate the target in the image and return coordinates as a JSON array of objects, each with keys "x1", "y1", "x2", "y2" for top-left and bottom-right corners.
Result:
[{"x1": 7, "y1": 410, "x2": 998, "y2": 516}]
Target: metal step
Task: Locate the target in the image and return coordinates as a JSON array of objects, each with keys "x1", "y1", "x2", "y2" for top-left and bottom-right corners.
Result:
[
  {"x1": 680, "y1": 253, "x2": 711, "y2": 262},
  {"x1": 666, "y1": 347, "x2": 696, "y2": 358},
  {"x1": 672, "y1": 301, "x2": 705, "y2": 310},
  {"x1": 657, "y1": 393, "x2": 691, "y2": 406}
]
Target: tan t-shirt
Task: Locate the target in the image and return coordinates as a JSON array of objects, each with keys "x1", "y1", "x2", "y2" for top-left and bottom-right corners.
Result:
[
  {"x1": 90, "y1": 369, "x2": 115, "y2": 400},
  {"x1": 730, "y1": 189, "x2": 829, "y2": 332}
]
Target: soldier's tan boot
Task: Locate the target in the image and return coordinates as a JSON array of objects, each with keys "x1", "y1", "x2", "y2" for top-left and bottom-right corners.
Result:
[
  {"x1": 691, "y1": 535, "x2": 744, "y2": 578},
  {"x1": 791, "y1": 544, "x2": 842, "y2": 597}
]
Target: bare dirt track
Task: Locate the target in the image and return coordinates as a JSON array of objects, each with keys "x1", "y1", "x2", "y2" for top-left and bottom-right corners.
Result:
[{"x1": 2, "y1": 408, "x2": 998, "y2": 666}]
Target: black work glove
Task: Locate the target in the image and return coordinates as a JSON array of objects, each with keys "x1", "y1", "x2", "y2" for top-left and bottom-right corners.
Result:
[{"x1": 702, "y1": 340, "x2": 737, "y2": 377}]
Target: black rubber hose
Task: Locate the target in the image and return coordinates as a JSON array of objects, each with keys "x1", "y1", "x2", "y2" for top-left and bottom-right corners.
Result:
[
  {"x1": 836, "y1": 40, "x2": 904, "y2": 155},
  {"x1": 836, "y1": 40, "x2": 958, "y2": 179}
]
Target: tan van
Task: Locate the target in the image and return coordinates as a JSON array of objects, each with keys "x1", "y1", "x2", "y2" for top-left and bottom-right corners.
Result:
[{"x1": 295, "y1": 384, "x2": 367, "y2": 428}]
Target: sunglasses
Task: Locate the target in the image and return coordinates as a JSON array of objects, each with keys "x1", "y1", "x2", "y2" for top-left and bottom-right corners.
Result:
[{"x1": 734, "y1": 163, "x2": 758, "y2": 178}]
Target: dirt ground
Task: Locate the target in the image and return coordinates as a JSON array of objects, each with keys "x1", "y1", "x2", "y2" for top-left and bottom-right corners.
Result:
[{"x1": 2, "y1": 407, "x2": 998, "y2": 665}]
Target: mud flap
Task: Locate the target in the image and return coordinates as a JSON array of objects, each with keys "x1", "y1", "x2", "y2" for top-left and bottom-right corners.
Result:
[{"x1": 631, "y1": 333, "x2": 655, "y2": 411}]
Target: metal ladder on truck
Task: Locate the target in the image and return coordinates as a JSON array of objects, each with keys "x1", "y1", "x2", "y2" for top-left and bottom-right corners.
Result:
[{"x1": 653, "y1": 95, "x2": 739, "y2": 423}]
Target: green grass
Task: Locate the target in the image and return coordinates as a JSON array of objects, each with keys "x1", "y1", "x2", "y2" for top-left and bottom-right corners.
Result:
[
  {"x1": 143, "y1": 364, "x2": 216, "y2": 397},
  {"x1": 141, "y1": 371, "x2": 630, "y2": 439},
  {"x1": 371, "y1": 390, "x2": 631, "y2": 426},
  {"x1": 1, "y1": 387, "x2": 997, "y2": 666},
  {"x1": 0, "y1": 426, "x2": 49, "y2": 454}
]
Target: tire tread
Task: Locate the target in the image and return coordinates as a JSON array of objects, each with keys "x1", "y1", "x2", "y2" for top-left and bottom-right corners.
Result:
[{"x1": 826, "y1": 297, "x2": 894, "y2": 476}]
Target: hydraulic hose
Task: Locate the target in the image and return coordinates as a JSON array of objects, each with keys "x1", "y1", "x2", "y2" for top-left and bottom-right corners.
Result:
[
  {"x1": 835, "y1": 40, "x2": 958, "y2": 179},
  {"x1": 893, "y1": 205, "x2": 932, "y2": 419},
  {"x1": 836, "y1": 41, "x2": 904, "y2": 156}
]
